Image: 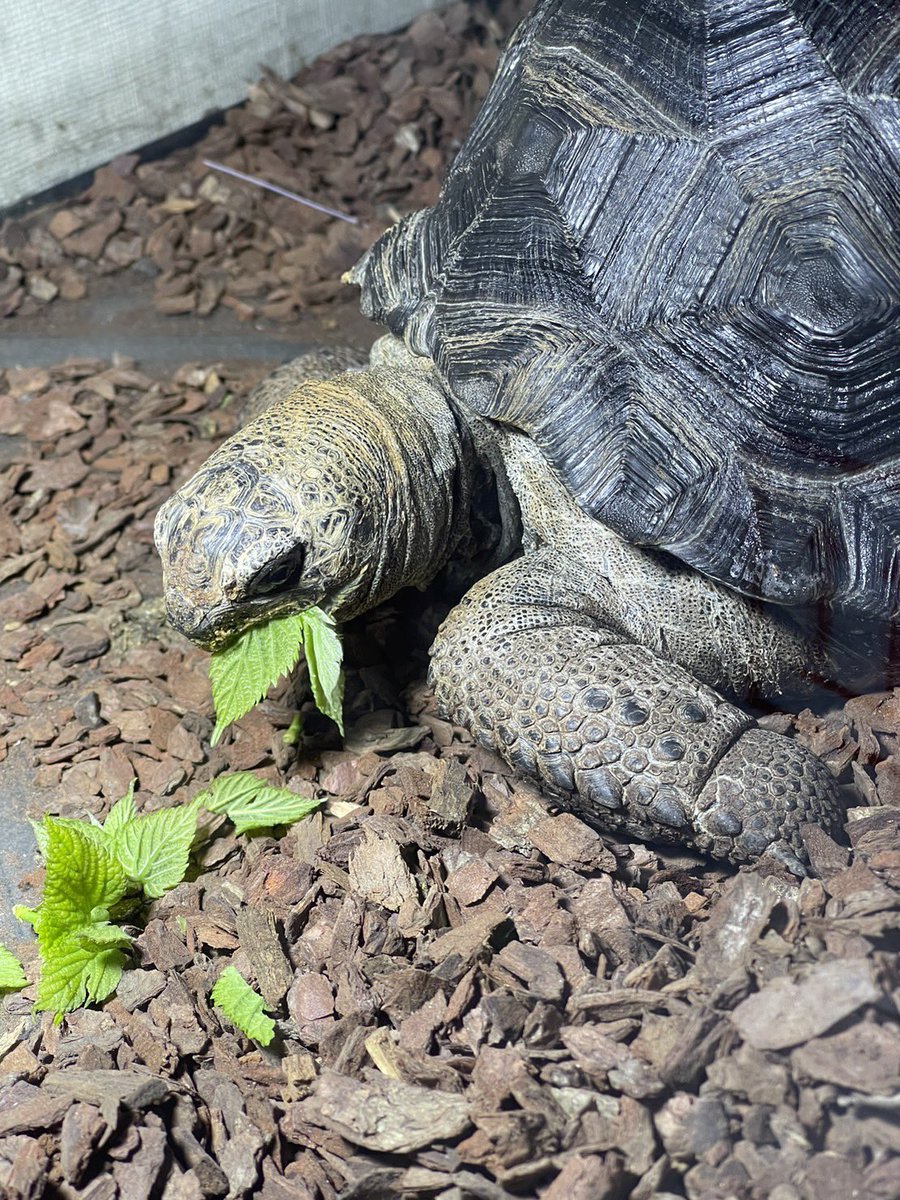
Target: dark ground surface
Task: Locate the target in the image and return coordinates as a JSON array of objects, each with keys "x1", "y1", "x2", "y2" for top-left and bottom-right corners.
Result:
[
  {"x1": 1, "y1": 3, "x2": 899, "y2": 1198},
  {"x1": 0, "y1": 272, "x2": 375, "y2": 371}
]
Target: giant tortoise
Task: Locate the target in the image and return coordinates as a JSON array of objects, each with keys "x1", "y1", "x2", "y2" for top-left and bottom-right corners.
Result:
[{"x1": 155, "y1": 0, "x2": 900, "y2": 872}]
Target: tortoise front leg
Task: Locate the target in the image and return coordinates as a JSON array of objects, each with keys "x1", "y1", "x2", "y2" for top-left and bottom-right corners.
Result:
[{"x1": 429, "y1": 552, "x2": 844, "y2": 872}]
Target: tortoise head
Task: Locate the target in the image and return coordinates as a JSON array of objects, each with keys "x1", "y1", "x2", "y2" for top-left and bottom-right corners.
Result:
[{"x1": 154, "y1": 364, "x2": 469, "y2": 650}]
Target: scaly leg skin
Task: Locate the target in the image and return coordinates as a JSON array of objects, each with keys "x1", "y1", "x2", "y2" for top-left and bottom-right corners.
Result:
[{"x1": 429, "y1": 551, "x2": 845, "y2": 873}]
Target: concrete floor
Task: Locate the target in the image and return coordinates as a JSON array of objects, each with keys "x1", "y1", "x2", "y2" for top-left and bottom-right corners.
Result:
[{"x1": 0, "y1": 271, "x2": 375, "y2": 371}]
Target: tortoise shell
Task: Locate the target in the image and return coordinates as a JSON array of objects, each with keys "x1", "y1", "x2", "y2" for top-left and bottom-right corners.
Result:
[{"x1": 354, "y1": 0, "x2": 900, "y2": 622}]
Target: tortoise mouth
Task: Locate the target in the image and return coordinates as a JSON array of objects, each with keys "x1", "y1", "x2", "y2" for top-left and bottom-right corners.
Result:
[
  {"x1": 163, "y1": 571, "x2": 337, "y2": 652},
  {"x1": 163, "y1": 591, "x2": 243, "y2": 652}
]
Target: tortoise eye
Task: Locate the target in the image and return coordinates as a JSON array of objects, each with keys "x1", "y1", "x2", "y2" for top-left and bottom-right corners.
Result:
[{"x1": 250, "y1": 547, "x2": 305, "y2": 597}]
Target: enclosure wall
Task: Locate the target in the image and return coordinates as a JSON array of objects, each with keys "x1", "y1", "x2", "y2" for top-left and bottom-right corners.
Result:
[{"x1": 2, "y1": 0, "x2": 442, "y2": 211}]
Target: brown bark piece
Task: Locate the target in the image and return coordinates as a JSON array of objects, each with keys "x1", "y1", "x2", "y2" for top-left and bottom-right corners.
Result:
[
  {"x1": 560, "y1": 1025, "x2": 664, "y2": 1100},
  {"x1": 0, "y1": 1136, "x2": 49, "y2": 1200},
  {"x1": 568, "y1": 988, "x2": 679, "y2": 1022},
  {"x1": 654, "y1": 1092, "x2": 729, "y2": 1163},
  {"x1": 48, "y1": 210, "x2": 84, "y2": 240},
  {"x1": 42, "y1": 1070, "x2": 172, "y2": 1112},
  {"x1": 106, "y1": 1000, "x2": 177, "y2": 1074},
  {"x1": 0, "y1": 1093, "x2": 73, "y2": 1136},
  {"x1": 791, "y1": 1023, "x2": 900, "y2": 1093},
  {"x1": 689, "y1": 872, "x2": 778, "y2": 983},
  {"x1": 730, "y1": 959, "x2": 882, "y2": 1050},
  {"x1": 347, "y1": 825, "x2": 418, "y2": 913},
  {"x1": 493, "y1": 941, "x2": 565, "y2": 1002},
  {"x1": 235, "y1": 907, "x2": 294, "y2": 1007},
  {"x1": 287, "y1": 972, "x2": 335, "y2": 1026},
  {"x1": 59, "y1": 1102, "x2": 109, "y2": 1186},
  {"x1": 418, "y1": 756, "x2": 474, "y2": 831},
  {"x1": 446, "y1": 856, "x2": 499, "y2": 905},
  {"x1": 528, "y1": 811, "x2": 616, "y2": 870},
  {"x1": 62, "y1": 212, "x2": 123, "y2": 260},
  {"x1": 114, "y1": 969, "x2": 168, "y2": 1012},
  {"x1": 542, "y1": 1154, "x2": 626, "y2": 1200},
  {"x1": 579, "y1": 1095, "x2": 658, "y2": 1178},
  {"x1": 656, "y1": 1009, "x2": 730, "y2": 1090},
  {"x1": 397, "y1": 989, "x2": 448, "y2": 1054},
  {"x1": 296, "y1": 1070, "x2": 471, "y2": 1153},
  {"x1": 801, "y1": 823, "x2": 851, "y2": 879},
  {"x1": 218, "y1": 1113, "x2": 268, "y2": 1197},
  {"x1": 111, "y1": 1120, "x2": 168, "y2": 1200},
  {"x1": 168, "y1": 720, "x2": 206, "y2": 762},
  {"x1": 56, "y1": 622, "x2": 111, "y2": 666},
  {"x1": 424, "y1": 905, "x2": 511, "y2": 967},
  {"x1": 168, "y1": 1102, "x2": 229, "y2": 1198}
]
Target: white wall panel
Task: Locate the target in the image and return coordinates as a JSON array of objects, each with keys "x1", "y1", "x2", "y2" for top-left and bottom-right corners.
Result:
[{"x1": 1, "y1": 0, "x2": 440, "y2": 210}]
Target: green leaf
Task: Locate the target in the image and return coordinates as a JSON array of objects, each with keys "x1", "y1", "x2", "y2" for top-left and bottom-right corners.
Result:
[
  {"x1": 301, "y1": 607, "x2": 344, "y2": 734},
  {"x1": 0, "y1": 945, "x2": 27, "y2": 991},
  {"x1": 200, "y1": 772, "x2": 320, "y2": 835},
  {"x1": 211, "y1": 966, "x2": 275, "y2": 1045},
  {"x1": 209, "y1": 606, "x2": 344, "y2": 744},
  {"x1": 209, "y1": 612, "x2": 306, "y2": 745},
  {"x1": 30, "y1": 819, "x2": 49, "y2": 858},
  {"x1": 13, "y1": 906, "x2": 39, "y2": 931},
  {"x1": 34, "y1": 924, "x2": 130, "y2": 1020},
  {"x1": 103, "y1": 781, "x2": 137, "y2": 841},
  {"x1": 34, "y1": 816, "x2": 110, "y2": 856},
  {"x1": 112, "y1": 799, "x2": 201, "y2": 899},
  {"x1": 40, "y1": 818, "x2": 128, "y2": 935},
  {"x1": 22, "y1": 819, "x2": 132, "y2": 1020}
]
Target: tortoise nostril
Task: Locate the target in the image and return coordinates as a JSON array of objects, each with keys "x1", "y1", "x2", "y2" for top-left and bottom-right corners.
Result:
[{"x1": 165, "y1": 593, "x2": 205, "y2": 639}]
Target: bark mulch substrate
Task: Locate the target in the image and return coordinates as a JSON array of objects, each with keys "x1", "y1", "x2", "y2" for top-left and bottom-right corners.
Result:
[
  {"x1": 1, "y1": 364, "x2": 900, "y2": 1200},
  {"x1": 2, "y1": 2, "x2": 900, "y2": 1198},
  {"x1": 0, "y1": 1, "x2": 529, "y2": 324}
]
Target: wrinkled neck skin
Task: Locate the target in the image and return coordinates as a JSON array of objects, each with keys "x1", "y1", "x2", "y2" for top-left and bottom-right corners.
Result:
[{"x1": 154, "y1": 339, "x2": 490, "y2": 650}]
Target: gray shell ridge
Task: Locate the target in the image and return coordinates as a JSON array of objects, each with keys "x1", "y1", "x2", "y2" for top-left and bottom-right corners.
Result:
[{"x1": 353, "y1": 0, "x2": 900, "y2": 624}]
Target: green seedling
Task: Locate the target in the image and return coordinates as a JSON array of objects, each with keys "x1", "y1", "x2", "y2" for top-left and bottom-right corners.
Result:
[
  {"x1": 16, "y1": 774, "x2": 320, "y2": 1021},
  {"x1": 282, "y1": 714, "x2": 303, "y2": 746}
]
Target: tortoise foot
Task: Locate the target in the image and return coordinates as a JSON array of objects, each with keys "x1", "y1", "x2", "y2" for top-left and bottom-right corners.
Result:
[{"x1": 429, "y1": 553, "x2": 845, "y2": 872}]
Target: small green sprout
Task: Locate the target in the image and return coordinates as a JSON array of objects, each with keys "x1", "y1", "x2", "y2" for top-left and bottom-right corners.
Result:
[{"x1": 282, "y1": 714, "x2": 303, "y2": 746}]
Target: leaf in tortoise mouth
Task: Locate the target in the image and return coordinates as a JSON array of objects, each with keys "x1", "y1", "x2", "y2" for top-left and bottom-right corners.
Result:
[{"x1": 208, "y1": 605, "x2": 344, "y2": 745}]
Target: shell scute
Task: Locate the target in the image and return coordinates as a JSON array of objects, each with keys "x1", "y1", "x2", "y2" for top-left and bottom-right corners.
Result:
[{"x1": 356, "y1": 0, "x2": 900, "y2": 619}]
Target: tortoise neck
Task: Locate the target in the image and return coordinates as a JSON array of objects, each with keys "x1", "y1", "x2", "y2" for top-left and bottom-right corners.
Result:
[{"x1": 328, "y1": 341, "x2": 475, "y2": 620}]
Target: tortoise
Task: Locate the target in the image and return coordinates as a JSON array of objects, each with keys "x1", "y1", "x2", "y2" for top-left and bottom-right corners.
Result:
[{"x1": 155, "y1": 0, "x2": 900, "y2": 873}]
